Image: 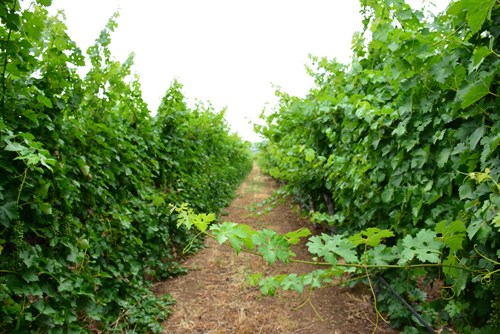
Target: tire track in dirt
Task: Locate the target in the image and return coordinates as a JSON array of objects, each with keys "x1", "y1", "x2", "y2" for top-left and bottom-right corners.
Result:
[{"x1": 155, "y1": 163, "x2": 398, "y2": 333}]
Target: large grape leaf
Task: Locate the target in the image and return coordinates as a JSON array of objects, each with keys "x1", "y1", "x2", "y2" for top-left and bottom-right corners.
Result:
[
  {"x1": 435, "y1": 220, "x2": 466, "y2": 252},
  {"x1": 398, "y1": 230, "x2": 442, "y2": 264},
  {"x1": 457, "y1": 71, "x2": 495, "y2": 108},
  {"x1": 349, "y1": 228, "x2": 394, "y2": 247},
  {"x1": 0, "y1": 201, "x2": 19, "y2": 226},
  {"x1": 284, "y1": 227, "x2": 311, "y2": 245},
  {"x1": 464, "y1": 0, "x2": 495, "y2": 34},
  {"x1": 210, "y1": 222, "x2": 256, "y2": 254},
  {"x1": 448, "y1": 0, "x2": 496, "y2": 34},
  {"x1": 252, "y1": 229, "x2": 292, "y2": 264},
  {"x1": 308, "y1": 234, "x2": 358, "y2": 265}
]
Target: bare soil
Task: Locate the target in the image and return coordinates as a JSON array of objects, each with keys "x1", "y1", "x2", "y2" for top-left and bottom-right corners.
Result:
[{"x1": 155, "y1": 164, "x2": 399, "y2": 333}]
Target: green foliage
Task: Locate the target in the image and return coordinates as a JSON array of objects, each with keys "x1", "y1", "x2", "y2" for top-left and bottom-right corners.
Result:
[
  {"x1": 398, "y1": 230, "x2": 442, "y2": 264},
  {"x1": 179, "y1": 199, "x2": 500, "y2": 332},
  {"x1": 285, "y1": 227, "x2": 312, "y2": 245},
  {"x1": 255, "y1": 0, "x2": 500, "y2": 331},
  {"x1": 252, "y1": 229, "x2": 293, "y2": 264},
  {"x1": 172, "y1": 203, "x2": 217, "y2": 233},
  {"x1": 0, "y1": 2, "x2": 252, "y2": 332},
  {"x1": 349, "y1": 228, "x2": 395, "y2": 247},
  {"x1": 308, "y1": 234, "x2": 358, "y2": 265},
  {"x1": 211, "y1": 222, "x2": 256, "y2": 254},
  {"x1": 176, "y1": 204, "x2": 311, "y2": 265}
]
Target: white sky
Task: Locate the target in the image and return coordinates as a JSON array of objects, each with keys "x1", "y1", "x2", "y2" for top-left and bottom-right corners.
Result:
[{"x1": 48, "y1": 0, "x2": 449, "y2": 142}]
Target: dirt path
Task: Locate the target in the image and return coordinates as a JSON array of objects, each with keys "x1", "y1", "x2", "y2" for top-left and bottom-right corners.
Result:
[{"x1": 155, "y1": 164, "x2": 398, "y2": 333}]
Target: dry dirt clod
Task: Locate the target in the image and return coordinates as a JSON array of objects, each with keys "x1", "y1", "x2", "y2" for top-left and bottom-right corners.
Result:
[{"x1": 156, "y1": 163, "x2": 399, "y2": 334}]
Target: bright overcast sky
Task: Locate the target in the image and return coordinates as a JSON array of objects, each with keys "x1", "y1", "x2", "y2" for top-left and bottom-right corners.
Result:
[{"x1": 48, "y1": 0, "x2": 449, "y2": 142}]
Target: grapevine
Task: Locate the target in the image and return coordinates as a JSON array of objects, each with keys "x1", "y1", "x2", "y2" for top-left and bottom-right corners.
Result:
[
  {"x1": 256, "y1": 0, "x2": 500, "y2": 331},
  {"x1": 0, "y1": 1, "x2": 252, "y2": 332}
]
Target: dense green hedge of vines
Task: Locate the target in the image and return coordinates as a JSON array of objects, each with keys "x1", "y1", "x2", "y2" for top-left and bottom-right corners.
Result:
[
  {"x1": 257, "y1": 0, "x2": 499, "y2": 332},
  {"x1": 0, "y1": 1, "x2": 252, "y2": 333}
]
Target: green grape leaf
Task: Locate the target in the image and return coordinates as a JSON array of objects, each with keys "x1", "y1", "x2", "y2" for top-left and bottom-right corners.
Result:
[
  {"x1": 36, "y1": 0, "x2": 53, "y2": 5},
  {"x1": 302, "y1": 269, "x2": 335, "y2": 288},
  {"x1": 466, "y1": 216, "x2": 492, "y2": 243},
  {"x1": 381, "y1": 187, "x2": 394, "y2": 203},
  {"x1": 492, "y1": 212, "x2": 500, "y2": 230},
  {"x1": 469, "y1": 125, "x2": 485, "y2": 151},
  {"x1": 66, "y1": 244, "x2": 79, "y2": 263},
  {"x1": 469, "y1": 46, "x2": 492, "y2": 73},
  {"x1": 36, "y1": 95, "x2": 53, "y2": 108},
  {"x1": 392, "y1": 122, "x2": 406, "y2": 136},
  {"x1": 174, "y1": 205, "x2": 215, "y2": 232},
  {"x1": 304, "y1": 148, "x2": 316, "y2": 162},
  {"x1": 0, "y1": 201, "x2": 19, "y2": 225},
  {"x1": 444, "y1": 300, "x2": 469, "y2": 318},
  {"x1": 19, "y1": 248, "x2": 38, "y2": 268},
  {"x1": 465, "y1": 0, "x2": 495, "y2": 34},
  {"x1": 458, "y1": 182, "x2": 475, "y2": 200},
  {"x1": 4, "y1": 141, "x2": 26, "y2": 152},
  {"x1": 210, "y1": 222, "x2": 256, "y2": 254},
  {"x1": 258, "y1": 275, "x2": 284, "y2": 296},
  {"x1": 252, "y1": 229, "x2": 292, "y2": 264},
  {"x1": 22, "y1": 269, "x2": 39, "y2": 283},
  {"x1": 192, "y1": 213, "x2": 216, "y2": 233},
  {"x1": 443, "y1": 256, "x2": 468, "y2": 295},
  {"x1": 398, "y1": 230, "x2": 442, "y2": 264},
  {"x1": 307, "y1": 234, "x2": 358, "y2": 265},
  {"x1": 58, "y1": 279, "x2": 74, "y2": 292},
  {"x1": 457, "y1": 71, "x2": 495, "y2": 108},
  {"x1": 280, "y1": 273, "x2": 304, "y2": 293},
  {"x1": 436, "y1": 148, "x2": 451, "y2": 168},
  {"x1": 366, "y1": 244, "x2": 397, "y2": 265},
  {"x1": 435, "y1": 220, "x2": 466, "y2": 252},
  {"x1": 246, "y1": 272, "x2": 263, "y2": 286},
  {"x1": 448, "y1": 0, "x2": 495, "y2": 34},
  {"x1": 349, "y1": 228, "x2": 394, "y2": 247},
  {"x1": 285, "y1": 227, "x2": 311, "y2": 245},
  {"x1": 174, "y1": 205, "x2": 194, "y2": 230}
]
